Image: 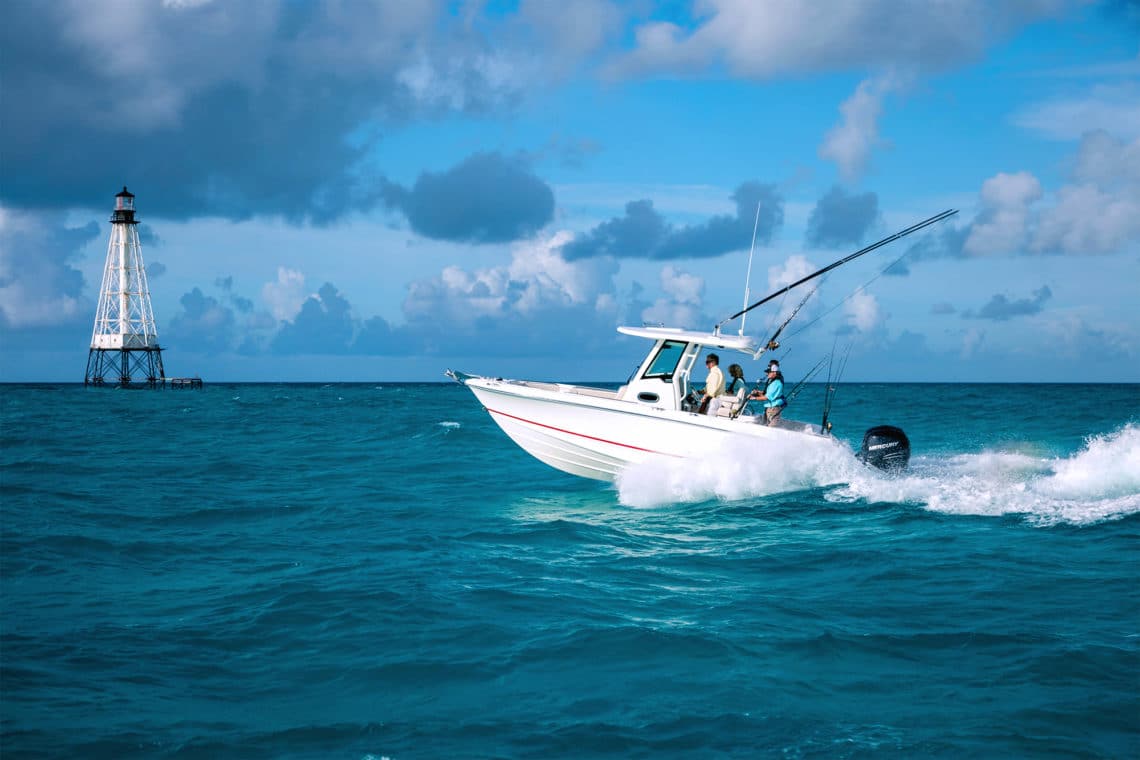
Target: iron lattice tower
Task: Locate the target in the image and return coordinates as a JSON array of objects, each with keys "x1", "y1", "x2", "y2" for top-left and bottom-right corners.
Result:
[{"x1": 84, "y1": 187, "x2": 166, "y2": 387}]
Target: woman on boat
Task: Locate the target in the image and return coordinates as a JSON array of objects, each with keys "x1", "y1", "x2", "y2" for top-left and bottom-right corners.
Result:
[
  {"x1": 726, "y1": 364, "x2": 746, "y2": 395},
  {"x1": 750, "y1": 360, "x2": 786, "y2": 425}
]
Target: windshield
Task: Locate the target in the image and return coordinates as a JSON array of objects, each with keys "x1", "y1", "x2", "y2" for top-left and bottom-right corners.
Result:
[{"x1": 643, "y1": 340, "x2": 687, "y2": 379}]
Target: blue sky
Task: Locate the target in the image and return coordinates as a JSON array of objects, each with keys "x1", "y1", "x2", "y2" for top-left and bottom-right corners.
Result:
[{"x1": 2, "y1": 0, "x2": 1138, "y2": 383}]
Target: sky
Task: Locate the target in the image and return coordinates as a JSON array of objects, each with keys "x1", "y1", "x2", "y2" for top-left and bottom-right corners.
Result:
[{"x1": 2, "y1": 0, "x2": 1138, "y2": 383}]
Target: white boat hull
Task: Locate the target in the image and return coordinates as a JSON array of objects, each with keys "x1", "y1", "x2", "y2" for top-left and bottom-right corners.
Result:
[{"x1": 458, "y1": 375, "x2": 837, "y2": 482}]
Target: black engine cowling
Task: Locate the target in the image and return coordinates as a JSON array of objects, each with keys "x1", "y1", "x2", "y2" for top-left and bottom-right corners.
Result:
[{"x1": 858, "y1": 425, "x2": 911, "y2": 472}]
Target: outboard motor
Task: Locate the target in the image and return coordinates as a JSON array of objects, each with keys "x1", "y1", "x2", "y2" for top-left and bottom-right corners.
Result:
[{"x1": 858, "y1": 425, "x2": 911, "y2": 472}]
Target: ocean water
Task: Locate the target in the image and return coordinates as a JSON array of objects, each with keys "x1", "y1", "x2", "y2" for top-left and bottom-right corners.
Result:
[{"x1": 2, "y1": 381, "x2": 1138, "y2": 759}]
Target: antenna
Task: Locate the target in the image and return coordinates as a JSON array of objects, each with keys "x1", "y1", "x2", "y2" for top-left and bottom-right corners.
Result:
[{"x1": 739, "y1": 200, "x2": 761, "y2": 336}]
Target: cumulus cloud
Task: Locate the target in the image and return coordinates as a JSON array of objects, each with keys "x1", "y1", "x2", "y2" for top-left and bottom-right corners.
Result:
[
  {"x1": 964, "y1": 285, "x2": 1053, "y2": 320},
  {"x1": 403, "y1": 231, "x2": 616, "y2": 323},
  {"x1": 381, "y1": 153, "x2": 555, "y2": 243},
  {"x1": 639, "y1": 266, "x2": 710, "y2": 328},
  {"x1": 0, "y1": 2, "x2": 580, "y2": 222},
  {"x1": 384, "y1": 232, "x2": 622, "y2": 356},
  {"x1": 609, "y1": 0, "x2": 1065, "y2": 78},
  {"x1": 1027, "y1": 131, "x2": 1140, "y2": 255},
  {"x1": 964, "y1": 171, "x2": 1043, "y2": 256},
  {"x1": 261, "y1": 268, "x2": 309, "y2": 323},
  {"x1": 819, "y1": 75, "x2": 908, "y2": 182},
  {"x1": 805, "y1": 186, "x2": 880, "y2": 248},
  {"x1": 214, "y1": 276, "x2": 254, "y2": 313},
  {"x1": 767, "y1": 254, "x2": 815, "y2": 292},
  {"x1": 272, "y1": 283, "x2": 355, "y2": 354},
  {"x1": 147, "y1": 262, "x2": 167, "y2": 279},
  {"x1": 902, "y1": 131, "x2": 1140, "y2": 264},
  {"x1": 1032, "y1": 182, "x2": 1140, "y2": 254},
  {"x1": 1073, "y1": 129, "x2": 1140, "y2": 185},
  {"x1": 0, "y1": 209, "x2": 97, "y2": 329},
  {"x1": 164, "y1": 287, "x2": 238, "y2": 353},
  {"x1": 748, "y1": 254, "x2": 825, "y2": 333},
  {"x1": 843, "y1": 287, "x2": 883, "y2": 332},
  {"x1": 562, "y1": 182, "x2": 784, "y2": 260}
]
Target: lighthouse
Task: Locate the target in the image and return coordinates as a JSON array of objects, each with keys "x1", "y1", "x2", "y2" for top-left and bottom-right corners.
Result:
[{"x1": 84, "y1": 187, "x2": 166, "y2": 387}]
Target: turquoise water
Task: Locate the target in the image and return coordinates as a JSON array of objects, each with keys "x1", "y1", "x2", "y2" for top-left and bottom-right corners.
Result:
[{"x1": 2, "y1": 382, "x2": 1138, "y2": 758}]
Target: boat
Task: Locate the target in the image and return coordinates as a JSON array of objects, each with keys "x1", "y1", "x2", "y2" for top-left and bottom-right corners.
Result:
[{"x1": 447, "y1": 210, "x2": 957, "y2": 482}]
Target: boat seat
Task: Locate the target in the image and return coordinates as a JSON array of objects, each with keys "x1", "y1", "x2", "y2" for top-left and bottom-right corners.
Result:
[{"x1": 714, "y1": 389, "x2": 747, "y2": 418}]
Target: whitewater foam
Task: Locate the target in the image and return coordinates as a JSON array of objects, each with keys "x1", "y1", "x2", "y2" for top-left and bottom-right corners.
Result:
[
  {"x1": 616, "y1": 433, "x2": 860, "y2": 508},
  {"x1": 836, "y1": 424, "x2": 1140, "y2": 526},
  {"x1": 617, "y1": 424, "x2": 1140, "y2": 526}
]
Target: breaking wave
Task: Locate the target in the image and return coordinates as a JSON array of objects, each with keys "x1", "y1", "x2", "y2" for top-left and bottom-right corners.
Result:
[{"x1": 617, "y1": 424, "x2": 1140, "y2": 526}]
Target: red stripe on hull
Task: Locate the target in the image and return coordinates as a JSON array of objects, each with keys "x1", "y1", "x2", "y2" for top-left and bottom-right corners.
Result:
[{"x1": 485, "y1": 407, "x2": 680, "y2": 457}]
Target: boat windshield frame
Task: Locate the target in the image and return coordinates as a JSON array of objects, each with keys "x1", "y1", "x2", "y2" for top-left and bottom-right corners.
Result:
[{"x1": 643, "y1": 340, "x2": 689, "y2": 380}]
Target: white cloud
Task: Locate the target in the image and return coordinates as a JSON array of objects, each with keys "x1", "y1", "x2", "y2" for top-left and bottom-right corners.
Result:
[
  {"x1": 0, "y1": 281, "x2": 82, "y2": 329},
  {"x1": 396, "y1": 1, "x2": 621, "y2": 110},
  {"x1": 959, "y1": 132, "x2": 1140, "y2": 258},
  {"x1": 964, "y1": 171, "x2": 1043, "y2": 256},
  {"x1": 767, "y1": 254, "x2": 815, "y2": 290},
  {"x1": 819, "y1": 74, "x2": 909, "y2": 181},
  {"x1": 1073, "y1": 130, "x2": 1140, "y2": 187},
  {"x1": 0, "y1": 208, "x2": 93, "y2": 328},
  {"x1": 403, "y1": 232, "x2": 619, "y2": 326},
  {"x1": 1013, "y1": 82, "x2": 1140, "y2": 141},
  {"x1": 1032, "y1": 183, "x2": 1140, "y2": 255},
  {"x1": 608, "y1": 0, "x2": 1066, "y2": 78},
  {"x1": 844, "y1": 287, "x2": 882, "y2": 332},
  {"x1": 660, "y1": 265, "x2": 704, "y2": 304},
  {"x1": 640, "y1": 265, "x2": 707, "y2": 327},
  {"x1": 1033, "y1": 132, "x2": 1140, "y2": 255},
  {"x1": 261, "y1": 267, "x2": 308, "y2": 322}
]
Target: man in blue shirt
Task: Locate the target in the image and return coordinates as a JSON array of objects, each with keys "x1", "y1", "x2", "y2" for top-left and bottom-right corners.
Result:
[{"x1": 750, "y1": 360, "x2": 786, "y2": 425}]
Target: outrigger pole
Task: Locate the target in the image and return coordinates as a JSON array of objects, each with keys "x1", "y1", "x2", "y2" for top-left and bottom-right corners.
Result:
[
  {"x1": 739, "y1": 200, "x2": 763, "y2": 336},
  {"x1": 716, "y1": 208, "x2": 959, "y2": 333}
]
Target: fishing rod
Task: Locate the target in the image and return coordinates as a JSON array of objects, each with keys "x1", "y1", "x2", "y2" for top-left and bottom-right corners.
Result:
[
  {"x1": 757, "y1": 284, "x2": 818, "y2": 356},
  {"x1": 716, "y1": 208, "x2": 958, "y2": 332},
  {"x1": 785, "y1": 354, "x2": 829, "y2": 403},
  {"x1": 820, "y1": 341, "x2": 853, "y2": 434},
  {"x1": 784, "y1": 245, "x2": 912, "y2": 343}
]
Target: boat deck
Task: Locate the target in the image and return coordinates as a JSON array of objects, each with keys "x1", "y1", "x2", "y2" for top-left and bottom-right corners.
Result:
[{"x1": 504, "y1": 379, "x2": 624, "y2": 400}]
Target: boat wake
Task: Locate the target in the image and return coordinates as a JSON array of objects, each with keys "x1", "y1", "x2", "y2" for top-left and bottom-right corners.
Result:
[
  {"x1": 616, "y1": 433, "x2": 859, "y2": 508},
  {"x1": 617, "y1": 424, "x2": 1140, "y2": 526}
]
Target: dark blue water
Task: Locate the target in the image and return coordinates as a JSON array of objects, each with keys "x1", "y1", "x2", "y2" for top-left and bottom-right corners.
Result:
[{"x1": 2, "y1": 382, "x2": 1138, "y2": 758}]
